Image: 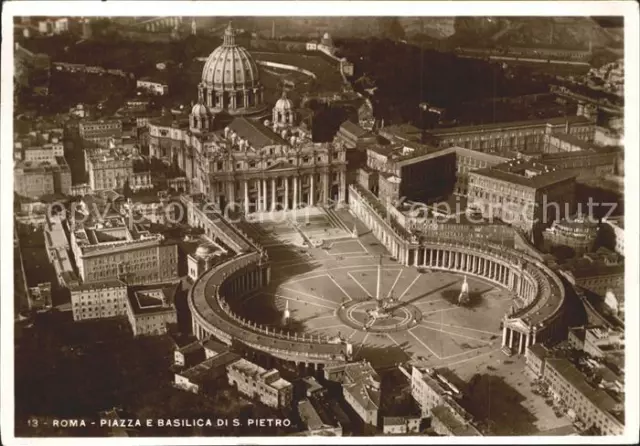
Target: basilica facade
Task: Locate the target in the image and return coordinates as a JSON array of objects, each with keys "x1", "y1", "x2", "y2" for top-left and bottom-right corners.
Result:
[{"x1": 147, "y1": 23, "x2": 348, "y2": 211}]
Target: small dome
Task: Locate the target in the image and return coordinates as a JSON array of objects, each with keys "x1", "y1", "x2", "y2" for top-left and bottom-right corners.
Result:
[
  {"x1": 321, "y1": 32, "x2": 333, "y2": 46},
  {"x1": 191, "y1": 103, "x2": 208, "y2": 116},
  {"x1": 323, "y1": 32, "x2": 331, "y2": 40},
  {"x1": 274, "y1": 92, "x2": 294, "y2": 111},
  {"x1": 195, "y1": 243, "x2": 216, "y2": 259}
]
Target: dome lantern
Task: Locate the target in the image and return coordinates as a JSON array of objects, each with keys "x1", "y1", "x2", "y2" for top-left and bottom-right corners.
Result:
[{"x1": 197, "y1": 22, "x2": 266, "y2": 116}]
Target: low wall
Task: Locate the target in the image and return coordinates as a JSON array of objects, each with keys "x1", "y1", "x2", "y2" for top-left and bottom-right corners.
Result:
[{"x1": 255, "y1": 60, "x2": 317, "y2": 80}]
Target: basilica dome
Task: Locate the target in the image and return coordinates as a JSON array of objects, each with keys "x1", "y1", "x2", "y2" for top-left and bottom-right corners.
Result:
[{"x1": 197, "y1": 23, "x2": 266, "y2": 116}]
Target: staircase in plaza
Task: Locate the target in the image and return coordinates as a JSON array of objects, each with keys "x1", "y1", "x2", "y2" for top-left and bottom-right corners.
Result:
[{"x1": 323, "y1": 206, "x2": 351, "y2": 233}]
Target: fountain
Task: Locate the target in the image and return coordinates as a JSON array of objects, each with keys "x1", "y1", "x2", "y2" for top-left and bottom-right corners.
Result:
[{"x1": 458, "y1": 275, "x2": 470, "y2": 306}]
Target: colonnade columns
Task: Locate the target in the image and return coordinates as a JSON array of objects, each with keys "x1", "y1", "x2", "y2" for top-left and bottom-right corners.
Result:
[
  {"x1": 502, "y1": 325, "x2": 508, "y2": 347},
  {"x1": 293, "y1": 176, "x2": 298, "y2": 209},
  {"x1": 257, "y1": 179, "x2": 263, "y2": 212},
  {"x1": 518, "y1": 332, "x2": 525, "y2": 354}
]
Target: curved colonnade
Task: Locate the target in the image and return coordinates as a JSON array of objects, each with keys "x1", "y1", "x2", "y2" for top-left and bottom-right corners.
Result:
[
  {"x1": 349, "y1": 184, "x2": 567, "y2": 354},
  {"x1": 189, "y1": 251, "x2": 351, "y2": 368}
]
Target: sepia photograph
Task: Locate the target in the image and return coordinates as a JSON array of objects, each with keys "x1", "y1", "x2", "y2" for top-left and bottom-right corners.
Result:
[{"x1": 1, "y1": 1, "x2": 638, "y2": 444}]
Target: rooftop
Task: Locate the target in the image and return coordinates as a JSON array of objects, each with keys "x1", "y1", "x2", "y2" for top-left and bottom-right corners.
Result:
[
  {"x1": 429, "y1": 115, "x2": 592, "y2": 136},
  {"x1": 298, "y1": 399, "x2": 326, "y2": 432},
  {"x1": 431, "y1": 404, "x2": 482, "y2": 436},
  {"x1": 227, "y1": 117, "x2": 289, "y2": 149},
  {"x1": 69, "y1": 279, "x2": 126, "y2": 292},
  {"x1": 126, "y1": 282, "x2": 179, "y2": 315},
  {"x1": 471, "y1": 159, "x2": 576, "y2": 189},
  {"x1": 545, "y1": 358, "x2": 623, "y2": 424},
  {"x1": 180, "y1": 351, "x2": 240, "y2": 384}
]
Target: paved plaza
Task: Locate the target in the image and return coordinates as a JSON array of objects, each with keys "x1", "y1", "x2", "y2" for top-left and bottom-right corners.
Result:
[
  {"x1": 234, "y1": 210, "x2": 574, "y2": 434},
  {"x1": 236, "y1": 209, "x2": 514, "y2": 370}
]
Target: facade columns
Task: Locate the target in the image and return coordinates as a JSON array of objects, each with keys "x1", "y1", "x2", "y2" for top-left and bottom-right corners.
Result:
[
  {"x1": 324, "y1": 172, "x2": 330, "y2": 205},
  {"x1": 525, "y1": 333, "x2": 531, "y2": 350},
  {"x1": 518, "y1": 332, "x2": 525, "y2": 354},
  {"x1": 508, "y1": 329, "x2": 514, "y2": 349},
  {"x1": 271, "y1": 178, "x2": 276, "y2": 211},
  {"x1": 339, "y1": 171, "x2": 346, "y2": 203},
  {"x1": 284, "y1": 177, "x2": 289, "y2": 210},
  {"x1": 257, "y1": 179, "x2": 263, "y2": 212},
  {"x1": 502, "y1": 326, "x2": 508, "y2": 347},
  {"x1": 293, "y1": 175, "x2": 298, "y2": 209},
  {"x1": 244, "y1": 180, "x2": 249, "y2": 214},
  {"x1": 310, "y1": 174, "x2": 315, "y2": 207},
  {"x1": 262, "y1": 179, "x2": 268, "y2": 212}
]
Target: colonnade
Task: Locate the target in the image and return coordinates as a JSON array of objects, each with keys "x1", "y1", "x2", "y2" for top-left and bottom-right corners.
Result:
[
  {"x1": 222, "y1": 171, "x2": 345, "y2": 214},
  {"x1": 191, "y1": 263, "x2": 268, "y2": 341},
  {"x1": 501, "y1": 324, "x2": 537, "y2": 355},
  {"x1": 347, "y1": 183, "x2": 569, "y2": 356}
]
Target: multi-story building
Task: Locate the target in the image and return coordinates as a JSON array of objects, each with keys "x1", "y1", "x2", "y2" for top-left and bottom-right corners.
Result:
[
  {"x1": 425, "y1": 115, "x2": 595, "y2": 155},
  {"x1": 542, "y1": 216, "x2": 598, "y2": 255},
  {"x1": 430, "y1": 404, "x2": 482, "y2": 436},
  {"x1": 543, "y1": 358, "x2": 624, "y2": 435},
  {"x1": 14, "y1": 156, "x2": 72, "y2": 199},
  {"x1": 468, "y1": 160, "x2": 576, "y2": 235},
  {"x1": 365, "y1": 145, "x2": 507, "y2": 205},
  {"x1": 410, "y1": 366, "x2": 480, "y2": 435},
  {"x1": 562, "y1": 249, "x2": 624, "y2": 302},
  {"x1": 382, "y1": 416, "x2": 421, "y2": 435},
  {"x1": 86, "y1": 146, "x2": 137, "y2": 191},
  {"x1": 69, "y1": 279, "x2": 128, "y2": 321},
  {"x1": 410, "y1": 366, "x2": 462, "y2": 417},
  {"x1": 136, "y1": 78, "x2": 169, "y2": 95},
  {"x1": 334, "y1": 120, "x2": 376, "y2": 150},
  {"x1": 524, "y1": 343, "x2": 550, "y2": 379},
  {"x1": 125, "y1": 282, "x2": 179, "y2": 336},
  {"x1": 226, "y1": 358, "x2": 293, "y2": 409},
  {"x1": 324, "y1": 361, "x2": 381, "y2": 427},
  {"x1": 540, "y1": 146, "x2": 621, "y2": 182},
  {"x1": 580, "y1": 326, "x2": 625, "y2": 359},
  {"x1": 70, "y1": 213, "x2": 179, "y2": 285},
  {"x1": 79, "y1": 119, "x2": 123, "y2": 147},
  {"x1": 147, "y1": 23, "x2": 348, "y2": 210},
  {"x1": 44, "y1": 214, "x2": 78, "y2": 288},
  {"x1": 297, "y1": 399, "x2": 343, "y2": 436},
  {"x1": 174, "y1": 350, "x2": 240, "y2": 394},
  {"x1": 14, "y1": 128, "x2": 64, "y2": 163}
]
